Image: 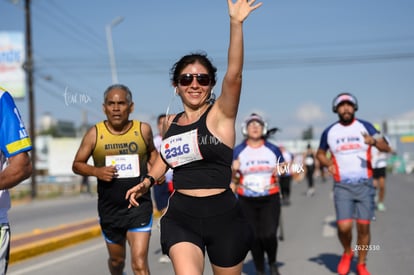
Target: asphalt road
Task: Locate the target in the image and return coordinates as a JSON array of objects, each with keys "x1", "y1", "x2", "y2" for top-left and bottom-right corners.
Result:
[
  {"x1": 9, "y1": 194, "x2": 98, "y2": 236},
  {"x1": 7, "y1": 173, "x2": 414, "y2": 275}
]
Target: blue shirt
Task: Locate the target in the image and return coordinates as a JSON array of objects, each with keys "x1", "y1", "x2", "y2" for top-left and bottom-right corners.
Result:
[{"x1": 0, "y1": 88, "x2": 32, "y2": 222}]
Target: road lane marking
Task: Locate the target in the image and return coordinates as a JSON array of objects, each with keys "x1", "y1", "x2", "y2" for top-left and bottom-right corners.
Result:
[
  {"x1": 8, "y1": 243, "x2": 103, "y2": 275},
  {"x1": 322, "y1": 215, "x2": 337, "y2": 238}
]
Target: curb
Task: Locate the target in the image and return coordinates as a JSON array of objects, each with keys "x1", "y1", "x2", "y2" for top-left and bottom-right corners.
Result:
[{"x1": 10, "y1": 219, "x2": 101, "y2": 265}]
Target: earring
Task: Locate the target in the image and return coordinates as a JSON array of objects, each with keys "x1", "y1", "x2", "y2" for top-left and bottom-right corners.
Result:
[{"x1": 207, "y1": 89, "x2": 216, "y2": 103}]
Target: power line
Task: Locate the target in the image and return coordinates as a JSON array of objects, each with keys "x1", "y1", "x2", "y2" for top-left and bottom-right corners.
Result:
[
  {"x1": 33, "y1": 50, "x2": 414, "y2": 73},
  {"x1": 249, "y1": 35, "x2": 414, "y2": 53},
  {"x1": 31, "y1": 1, "x2": 107, "y2": 57},
  {"x1": 244, "y1": 52, "x2": 414, "y2": 70}
]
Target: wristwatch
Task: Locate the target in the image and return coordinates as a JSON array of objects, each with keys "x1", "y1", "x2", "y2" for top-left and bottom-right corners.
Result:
[{"x1": 144, "y1": 174, "x2": 155, "y2": 187}]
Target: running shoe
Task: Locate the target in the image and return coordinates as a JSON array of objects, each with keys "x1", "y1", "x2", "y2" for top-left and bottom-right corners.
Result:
[
  {"x1": 269, "y1": 263, "x2": 281, "y2": 275},
  {"x1": 282, "y1": 197, "x2": 291, "y2": 206},
  {"x1": 306, "y1": 187, "x2": 315, "y2": 197},
  {"x1": 337, "y1": 251, "x2": 353, "y2": 275},
  {"x1": 377, "y1": 202, "x2": 386, "y2": 212},
  {"x1": 356, "y1": 263, "x2": 371, "y2": 275},
  {"x1": 158, "y1": 254, "x2": 171, "y2": 263}
]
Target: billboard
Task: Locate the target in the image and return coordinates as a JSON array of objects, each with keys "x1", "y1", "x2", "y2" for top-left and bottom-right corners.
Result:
[{"x1": 0, "y1": 32, "x2": 25, "y2": 98}]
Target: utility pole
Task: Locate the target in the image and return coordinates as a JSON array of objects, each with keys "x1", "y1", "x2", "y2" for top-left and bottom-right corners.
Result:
[{"x1": 24, "y1": 0, "x2": 37, "y2": 198}]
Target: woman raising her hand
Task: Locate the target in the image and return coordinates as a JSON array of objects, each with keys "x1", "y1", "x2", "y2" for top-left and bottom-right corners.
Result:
[{"x1": 126, "y1": 1, "x2": 262, "y2": 274}]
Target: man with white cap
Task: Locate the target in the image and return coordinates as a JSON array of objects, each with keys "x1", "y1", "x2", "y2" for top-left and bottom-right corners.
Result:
[{"x1": 316, "y1": 92, "x2": 391, "y2": 275}]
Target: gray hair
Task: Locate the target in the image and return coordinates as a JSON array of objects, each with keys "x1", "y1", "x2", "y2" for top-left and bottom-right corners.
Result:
[{"x1": 103, "y1": 84, "x2": 133, "y2": 105}]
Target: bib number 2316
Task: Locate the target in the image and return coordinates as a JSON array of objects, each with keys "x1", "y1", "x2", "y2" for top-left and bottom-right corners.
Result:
[{"x1": 162, "y1": 129, "x2": 202, "y2": 168}]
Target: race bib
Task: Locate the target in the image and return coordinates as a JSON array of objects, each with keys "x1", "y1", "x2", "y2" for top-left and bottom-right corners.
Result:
[
  {"x1": 105, "y1": 154, "x2": 140, "y2": 178},
  {"x1": 161, "y1": 129, "x2": 203, "y2": 168},
  {"x1": 243, "y1": 174, "x2": 269, "y2": 193},
  {"x1": 305, "y1": 156, "x2": 314, "y2": 166}
]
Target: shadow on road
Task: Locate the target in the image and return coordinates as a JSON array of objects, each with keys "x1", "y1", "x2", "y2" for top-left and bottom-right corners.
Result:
[
  {"x1": 242, "y1": 259, "x2": 285, "y2": 275},
  {"x1": 309, "y1": 252, "x2": 358, "y2": 274}
]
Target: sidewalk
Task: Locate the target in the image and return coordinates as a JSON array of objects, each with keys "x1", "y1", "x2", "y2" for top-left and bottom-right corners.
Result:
[{"x1": 10, "y1": 218, "x2": 101, "y2": 264}]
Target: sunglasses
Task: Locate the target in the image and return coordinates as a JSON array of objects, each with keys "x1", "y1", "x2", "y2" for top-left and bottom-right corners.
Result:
[{"x1": 178, "y1": 73, "x2": 211, "y2": 86}]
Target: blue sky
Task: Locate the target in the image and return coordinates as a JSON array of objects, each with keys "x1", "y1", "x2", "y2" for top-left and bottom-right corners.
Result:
[{"x1": 1, "y1": 0, "x2": 414, "y2": 140}]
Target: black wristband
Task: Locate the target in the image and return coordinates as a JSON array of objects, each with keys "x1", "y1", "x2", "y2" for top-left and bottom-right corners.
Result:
[
  {"x1": 144, "y1": 174, "x2": 155, "y2": 187},
  {"x1": 372, "y1": 139, "x2": 377, "y2": 146}
]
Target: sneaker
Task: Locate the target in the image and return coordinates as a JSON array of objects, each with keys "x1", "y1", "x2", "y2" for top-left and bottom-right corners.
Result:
[
  {"x1": 158, "y1": 254, "x2": 171, "y2": 263},
  {"x1": 337, "y1": 251, "x2": 353, "y2": 275},
  {"x1": 282, "y1": 197, "x2": 290, "y2": 206},
  {"x1": 306, "y1": 188, "x2": 315, "y2": 197},
  {"x1": 356, "y1": 263, "x2": 371, "y2": 275},
  {"x1": 269, "y1": 263, "x2": 281, "y2": 275},
  {"x1": 377, "y1": 202, "x2": 386, "y2": 212}
]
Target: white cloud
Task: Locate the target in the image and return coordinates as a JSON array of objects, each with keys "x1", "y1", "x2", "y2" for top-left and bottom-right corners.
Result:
[
  {"x1": 295, "y1": 102, "x2": 326, "y2": 124},
  {"x1": 396, "y1": 110, "x2": 414, "y2": 120}
]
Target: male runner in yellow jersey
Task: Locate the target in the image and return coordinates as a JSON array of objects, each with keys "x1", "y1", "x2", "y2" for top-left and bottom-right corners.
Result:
[{"x1": 72, "y1": 84, "x2": 158, "y2": 275}]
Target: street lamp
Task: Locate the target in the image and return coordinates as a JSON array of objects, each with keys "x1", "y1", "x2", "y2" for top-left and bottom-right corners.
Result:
[{"x1": 106, "y1": 16, "x2": 124, "y2": 84}]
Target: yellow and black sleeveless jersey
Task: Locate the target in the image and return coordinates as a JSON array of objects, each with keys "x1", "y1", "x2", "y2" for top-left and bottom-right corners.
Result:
[
  {"x1": 92, "y1": 120, "x2": 152, "y2": 222},
  {"x1": 92, "y1": 120, "x2": 148, "y2": 171}
]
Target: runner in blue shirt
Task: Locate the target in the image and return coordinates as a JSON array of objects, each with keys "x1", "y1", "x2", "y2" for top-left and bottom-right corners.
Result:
[{"x1": 0, "y1": 87, "x2": 32, "y2": 274}]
